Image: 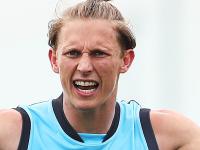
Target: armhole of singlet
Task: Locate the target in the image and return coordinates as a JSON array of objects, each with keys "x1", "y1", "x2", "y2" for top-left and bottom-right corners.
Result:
[
  {"x1": 13, "y1": 107, "x2": 31, "y2": 150},
  {"x1": 139, "y1": 108, "x2": 159, "y2": 150}
]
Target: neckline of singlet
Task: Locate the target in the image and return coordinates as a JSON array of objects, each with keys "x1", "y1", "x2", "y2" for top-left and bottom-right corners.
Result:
[
  {"x1": 78, "y1": 133, "x2": 106, "y2": 144},
  {"x1": 52, "y1": 93, "x2": 120, "y2": 143}
]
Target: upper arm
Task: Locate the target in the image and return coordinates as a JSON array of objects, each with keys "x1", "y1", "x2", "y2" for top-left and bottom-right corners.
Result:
[
  {"x1": 150, "y1": 109, "x2": 200, "y2": 150},
  {"x1": 0, "y1": 109, "x2": 22, "y2": 150}
]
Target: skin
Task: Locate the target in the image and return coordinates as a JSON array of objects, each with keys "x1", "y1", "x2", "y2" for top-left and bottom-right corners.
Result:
[
  {"x1": 0, "y1": 19, "x2": 200, "y2": 150},
  {"x1": 151, "y1": 110, "x2": 200, "y2": 150},
  {"x1": 0, "y1": 109, "x2": 22, "y2": 150}
]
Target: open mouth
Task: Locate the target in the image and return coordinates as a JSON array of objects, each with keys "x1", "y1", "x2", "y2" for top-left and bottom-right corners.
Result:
[{"x1": 73, "y1": 80, "x2": 99, "y2": 94}]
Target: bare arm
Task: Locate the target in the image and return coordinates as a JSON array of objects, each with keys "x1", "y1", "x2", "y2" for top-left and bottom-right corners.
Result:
[
  {"x1": 150, "y1": 109, "x2": 200, "y2": 150},
  {"x1": 0, "y1": 109, "x2": 22, "y2": 150}
]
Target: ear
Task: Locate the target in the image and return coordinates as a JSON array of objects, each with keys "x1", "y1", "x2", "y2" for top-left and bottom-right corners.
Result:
[
  {"x1": 120, "y1": 49, "x2": 135, "y2": 73},
  {"x1": 48, "y1": 48, "x2": 59, "y2": 73}
]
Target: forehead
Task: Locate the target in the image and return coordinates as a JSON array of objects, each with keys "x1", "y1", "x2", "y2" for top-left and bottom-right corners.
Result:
[
  {"x1": 61, "y1": 19, "x2": 116, "y2": 34},
  {"x1": 58, "y1": 19, "x2": 119, "y2": 46}
]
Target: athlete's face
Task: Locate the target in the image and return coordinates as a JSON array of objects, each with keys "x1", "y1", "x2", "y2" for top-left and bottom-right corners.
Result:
[{"x1": 49, "y1": 19, "x2": 134, "y2": 110}]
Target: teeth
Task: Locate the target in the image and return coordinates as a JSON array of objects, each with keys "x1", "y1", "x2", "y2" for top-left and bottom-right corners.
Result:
[
  {"x1": 78, "y1": 88, "x2": 96, "y2": 94},
  {"x1": 75, "y1": 81, "x2": 97, "y2": 86}
]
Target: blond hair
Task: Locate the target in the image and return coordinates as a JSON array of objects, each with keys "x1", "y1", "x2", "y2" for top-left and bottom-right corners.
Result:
[{"x1": 48, "y1": 0, "x2": 136, "y2": 51}]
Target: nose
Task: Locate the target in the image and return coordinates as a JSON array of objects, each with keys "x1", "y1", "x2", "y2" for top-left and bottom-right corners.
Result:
[{"x1": 77, "y1": 53, "x2": 93, "y2": 74}]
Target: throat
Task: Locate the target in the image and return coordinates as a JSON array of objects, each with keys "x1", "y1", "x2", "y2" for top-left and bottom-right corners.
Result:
[
  {"x1": 70, "y1": 111, "x2": 112, "y2": 134},
  {"x1": 64, "y1": 102, "x2": 118, "y2": 134},
  {"x1": 60, "y1": 94, "x2": 120, "y2": 142}
]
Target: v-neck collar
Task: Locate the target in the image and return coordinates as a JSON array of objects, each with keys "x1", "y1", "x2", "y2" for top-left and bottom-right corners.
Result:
[{"x1": 52, "y1": 94, "x2": 120, "y2": 143}]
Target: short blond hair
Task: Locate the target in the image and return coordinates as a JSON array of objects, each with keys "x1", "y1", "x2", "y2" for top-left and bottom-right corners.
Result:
[{"x1": 48, "y1": 0, "x2": 136, "y2": 51}]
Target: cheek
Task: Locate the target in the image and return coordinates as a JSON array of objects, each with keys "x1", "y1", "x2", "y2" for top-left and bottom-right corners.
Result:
[
  {"x1": 58, "y1": 59, "x2": 77, "y2": 83},
  {"x1": 95, "y1": 60, "x2": 120, "y2": 80},
  {"x1": 58, "y1": 58, "x2": 77, "y2": 71}
]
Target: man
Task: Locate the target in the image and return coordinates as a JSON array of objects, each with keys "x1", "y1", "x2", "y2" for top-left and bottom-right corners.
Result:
[{"x1": 0, "y1": 0, "x2": 200, "y2": 149}]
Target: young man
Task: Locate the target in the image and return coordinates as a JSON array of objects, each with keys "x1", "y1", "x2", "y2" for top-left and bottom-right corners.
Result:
[{"x1": 0, "y1": 0, "x2": 200, "y2": 149}]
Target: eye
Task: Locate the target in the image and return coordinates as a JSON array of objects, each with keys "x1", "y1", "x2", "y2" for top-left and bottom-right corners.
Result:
[
  {"x1": 90, "y1": 49, "x2": 108, "y2": 58},
  {"x1": 65, "y1": 49, "x2": 81, "y2": 58}
]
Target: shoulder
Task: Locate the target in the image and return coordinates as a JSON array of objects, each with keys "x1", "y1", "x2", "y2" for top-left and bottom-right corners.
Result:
[
  {"x1": 0, "y1": 109, "x2": 22, "y2": 150},
  {"x1": 150, "y1": 109, "x2": 200, "y2": 150}
]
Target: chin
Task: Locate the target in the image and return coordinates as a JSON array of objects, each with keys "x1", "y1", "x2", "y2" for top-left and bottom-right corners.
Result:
[{"x1": 72, "y1": 100, "x2": 102, "y2": 112}]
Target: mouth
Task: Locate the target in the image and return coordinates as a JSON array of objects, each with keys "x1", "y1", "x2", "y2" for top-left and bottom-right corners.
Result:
[{"x1": 73, "y1": 80, "x2": 99, "y2": 95}]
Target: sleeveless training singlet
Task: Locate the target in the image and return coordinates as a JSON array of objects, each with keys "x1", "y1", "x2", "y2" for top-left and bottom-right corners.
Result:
[{"x1": 15, "y1": 94, "x2": 159, "y2": 150}]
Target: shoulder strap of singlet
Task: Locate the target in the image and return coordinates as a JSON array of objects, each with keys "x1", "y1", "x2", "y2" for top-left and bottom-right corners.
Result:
[
  {"x1": 139, "y1": 108, "x2": 159, "y2": 150},
  {"x1": 13, "y1": 107, "x2": 31, "y2": 150}
]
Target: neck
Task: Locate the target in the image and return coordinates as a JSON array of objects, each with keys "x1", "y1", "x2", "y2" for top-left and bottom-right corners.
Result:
[{"x1": 63, "y1": 99, "x2": 116, "y2": 134}]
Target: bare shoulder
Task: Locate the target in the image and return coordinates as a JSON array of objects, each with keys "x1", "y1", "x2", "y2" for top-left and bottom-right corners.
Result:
[
  {"x1": 0, "y1": 109, "x2": 22, "y2": 150},
  {"x1": 150, "y1": 109, "x2": 200, "y2": 150}
]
